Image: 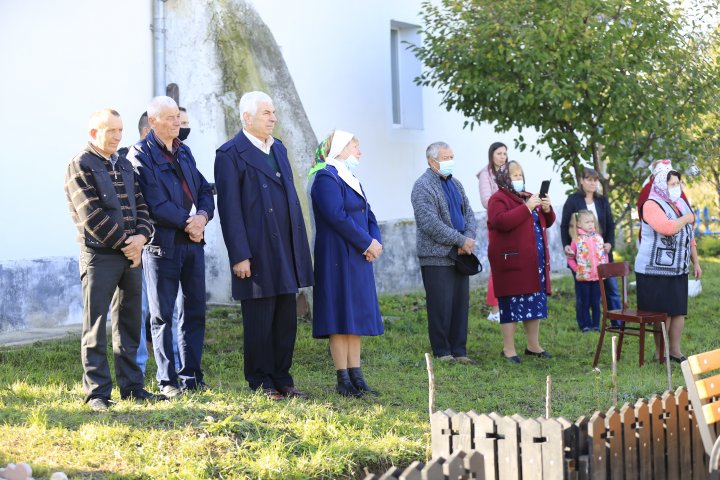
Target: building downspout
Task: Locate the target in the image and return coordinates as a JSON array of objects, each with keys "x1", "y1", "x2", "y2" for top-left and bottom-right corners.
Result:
[{"x1": 152, "y1": 0, "x2": 167, "y2": 96}]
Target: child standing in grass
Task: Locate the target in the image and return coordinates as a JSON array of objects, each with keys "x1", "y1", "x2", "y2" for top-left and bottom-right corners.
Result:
[{"x1": 568, "y1": 210, "x2": 608, "y2": 333}]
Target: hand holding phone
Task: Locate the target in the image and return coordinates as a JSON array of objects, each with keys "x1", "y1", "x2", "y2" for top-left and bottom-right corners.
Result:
[{"x1": 539, "y1": 180, "x2": 551, "y2": 198}]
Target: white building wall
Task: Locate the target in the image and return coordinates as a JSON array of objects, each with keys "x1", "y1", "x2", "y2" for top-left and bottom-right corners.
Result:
[
  {"x1": 0, "y1": 0, "x2": 154, "y2": 262},
  {"x1": 246, "y1": 0, "x2": 565, "y2": 221}
]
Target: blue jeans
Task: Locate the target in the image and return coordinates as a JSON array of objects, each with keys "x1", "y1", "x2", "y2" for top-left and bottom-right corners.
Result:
[
  {"x1": 575, "y1": 280, "x2": 601, "y2": 330},
  {"x1": 603, "y1": 277, "x2": 622, "y2": 327},
  {"x1": 572, "y1": 270, "x2": 622, "y2": 328},
  {"x1": 143, "y1": 243, "x2": 207, "y2": 390},
  {"x1": 138, "y1": 277, "x2": 182, "y2": 374}
]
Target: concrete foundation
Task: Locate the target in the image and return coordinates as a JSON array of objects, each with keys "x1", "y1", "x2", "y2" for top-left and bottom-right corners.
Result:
[{"x1": 0, "y1": 209, "x2": 567, "y2": 334}]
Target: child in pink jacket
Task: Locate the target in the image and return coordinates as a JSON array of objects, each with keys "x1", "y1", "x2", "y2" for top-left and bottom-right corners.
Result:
[{"x1": 568, "y1": 210, "x2": 608, "y2": 332}]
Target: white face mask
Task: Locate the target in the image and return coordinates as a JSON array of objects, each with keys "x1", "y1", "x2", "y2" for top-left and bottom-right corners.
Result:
[
  {"x1": 511, "y1": 179, "x2": 525, "y2": 192},
  {"x1": 438, "y1": 160, "x2": 455, "y2": 176},
  {"x1": 345, "y1": 155, "x2": 360, "y2": 172},
  {"x1": 668, "y1": 185, "x2": 682, "y2": 201}
]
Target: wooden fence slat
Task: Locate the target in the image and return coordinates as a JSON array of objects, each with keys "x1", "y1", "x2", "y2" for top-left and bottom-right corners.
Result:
[
  {"x1": 650, "y1": 395, "x2": 668, "y2": 479},
  {"x1": 588, "y1": 412, "x2": 607, "y2": 479},
  {"x1": 496, "y1": 414, "x2": 521, "y2": 480},
  {"x1": 539, "y1": 418, "x2": 565, "y2": 480},
  {"x1": 431, "y1": 411, "x2": 453, "y2": 459},
  {"x1": 605, "y1": 407, "x2": 623, "y2": 480},
  {"x1": 664, "y1": 389, "x2": 681, "y2": 479},
  {"x1": 445, "y1": 450, "x2": 466, "y2": 479},
  {"x1": 557, "y1": 417, "x2": 579, "y2": 480},
  {"x1": 576, "y1": 456, "x2": 589, "y2": 480},
  {"x1": 456, "y1": 412, "x2": 474, "y2": 453},
  {"x1": 689, "y1": 396, "x2": 706, "y2": 480},
  {"x1": 474, "y1": 412, "x2": 500, "y2": 480},
  {"x1": 378, "y1": 466, "x2": 402, "y2": 480},
  {"x1": 575, "y1": 416, "x2": 590, "y2": 480},
  {"x1": 421, "y1": 458, "x2": 444, "y2": 480},
  {"x1": 620, "y1": 403, "x2": 639, "y2": 479},
  {"x1": 675, "y1": 387, "x2": 693, "y2": 480},
  {"x1": 635, "y1": 399, "x2": 653, "y2": 480},
  {"x1": 520, "y1": 418, "x2": 543, "y2": 480},
  {"x1": 465, "y1": 450, "x2": 486, "y2": 479},
  {"x1": 398, "y1": 461, "x2": 424, "y2": 480}
]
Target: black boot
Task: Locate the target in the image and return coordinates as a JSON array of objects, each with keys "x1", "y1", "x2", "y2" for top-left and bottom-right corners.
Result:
[
  {"x1": 336, "y1": 369, "x2": 362, "y2": 397},
  {"x1": 348, "y1": 367, "x2": 379, "y2": 395}
]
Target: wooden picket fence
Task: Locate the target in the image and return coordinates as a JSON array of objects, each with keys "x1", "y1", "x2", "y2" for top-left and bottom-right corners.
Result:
[
  {"x1": 367, "y1": 386, "x2": 718, "y2": 479},
  {"x1": 363, "y1": 450, "x2": 485, "y2": 480}
]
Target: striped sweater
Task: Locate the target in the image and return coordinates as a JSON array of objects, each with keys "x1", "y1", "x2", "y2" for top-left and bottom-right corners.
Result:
[{"x1": 65, "y1": 144, "x2": 152, "y2": 250}]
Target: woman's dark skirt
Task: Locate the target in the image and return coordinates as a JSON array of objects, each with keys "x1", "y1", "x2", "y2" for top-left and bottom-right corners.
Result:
[{"x1": 636, "y1": 272, "x2": 688, "y2": 316}]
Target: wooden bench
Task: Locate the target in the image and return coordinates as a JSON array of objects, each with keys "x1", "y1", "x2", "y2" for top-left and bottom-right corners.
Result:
[{"x1": 681, "y1": 349, "x2": 720, "y2": 478}]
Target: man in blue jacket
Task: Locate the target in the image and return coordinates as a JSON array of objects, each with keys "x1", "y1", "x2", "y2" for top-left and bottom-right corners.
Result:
[
  {"x1": 128, "y1": 96, "x2": 215, "y2": 398},
  {"x1": 214, "y1": 91, "x2": 313, "y2": 400}
]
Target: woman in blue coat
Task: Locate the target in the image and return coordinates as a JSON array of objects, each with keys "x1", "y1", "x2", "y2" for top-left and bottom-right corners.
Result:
[{"x1": 311, "y1": 130, "x2": 384, "y2": 397}]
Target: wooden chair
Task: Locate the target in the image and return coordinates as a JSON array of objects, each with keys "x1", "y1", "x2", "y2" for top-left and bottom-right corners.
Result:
[
  {"x1": 681, "y1": 350, "x2": 720, "y2": 477},
  {"x1": 592, "y1": 262, "x2": 666, "y2": 368}
]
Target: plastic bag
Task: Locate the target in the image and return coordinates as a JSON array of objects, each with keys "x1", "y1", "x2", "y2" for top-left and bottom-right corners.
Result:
[{"x1": 688, "y1": 279, "x2": 702, "y2": 297}]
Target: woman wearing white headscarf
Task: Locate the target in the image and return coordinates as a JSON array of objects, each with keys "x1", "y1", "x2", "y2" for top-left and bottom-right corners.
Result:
[
  {"x1": 311, "y1": 130, "x2": 384, "y2": 397},
  {"x1": 635, "y1": 162, "x2": 701, "y2": 362}
]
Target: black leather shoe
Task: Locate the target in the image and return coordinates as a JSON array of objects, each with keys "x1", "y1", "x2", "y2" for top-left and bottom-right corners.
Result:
[
  {"x1": 501, "y1": 350, "x2": 522, "y2": 363},
  {"x1": 263, "y1": 388, "x2": 285, "y2": 401},
  {"x1": 87, "y1": 397, "x2": 111, "y2": 412},
  {"x1": 336, "y1": 369, "x2": 363, "y2": 397},
  {"x1": 279, "y1": 385, "x2": 309, "y2": 399},
  {"x1": 670, "y1": 354, "x2": 688, "y2": 363},
  {"x1": 524, "y1": 348, "x2": 552, "y2": 359},
  {"x1": 122, "y1": 389, "x2": 168, "y2": 402},
  {"x1": 183, "y1": 382, "x2": 211, "y2": 393}
]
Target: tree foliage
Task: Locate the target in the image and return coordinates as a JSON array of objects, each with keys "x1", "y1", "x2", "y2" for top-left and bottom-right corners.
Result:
[{"x1": 413, "y1": 0, "x2": 720, "y2": 236}]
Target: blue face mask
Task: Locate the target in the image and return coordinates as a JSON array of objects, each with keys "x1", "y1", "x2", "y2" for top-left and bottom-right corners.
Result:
[
  {"x1": 511, "y1": 179, "x2": 525, "y2": 192},
  {"x1": 438, "y1": 160, "x2": 455, "y2": 176},
  {"x1": 345, "y1": 155, "x2": 360, "y2": 172}
]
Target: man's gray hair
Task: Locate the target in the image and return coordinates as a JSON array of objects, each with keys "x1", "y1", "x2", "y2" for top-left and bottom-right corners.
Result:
[
  {"x1": 426, "y1": 141, "x2": 451, "y2": 161},
  {"x1": 147, "y1": 96, "x2": 178, "y2": 119},
  {"x1": 239, "y1": 91, "x2": 273, "y2": 127}
]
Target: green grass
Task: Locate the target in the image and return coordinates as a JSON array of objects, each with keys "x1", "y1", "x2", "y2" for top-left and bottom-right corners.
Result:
[{"x1": 2, "y1": 258, "x2": 720, "y2": 479}]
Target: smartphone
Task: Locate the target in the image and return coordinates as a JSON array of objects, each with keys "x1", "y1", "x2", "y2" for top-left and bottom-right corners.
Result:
[{"x1": 539, "y1": 180, "x2": 551, "y2": 198}]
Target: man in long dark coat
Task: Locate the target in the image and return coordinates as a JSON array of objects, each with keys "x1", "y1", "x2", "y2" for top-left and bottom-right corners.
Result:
[{"x1": 214, "y1": 91, "x2": 314, "y2": 400}]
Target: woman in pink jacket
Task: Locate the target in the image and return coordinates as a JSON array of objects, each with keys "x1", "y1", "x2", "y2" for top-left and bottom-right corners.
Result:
[{"x1": 477, "y1": 142, "x2": 507, "y2": 322}]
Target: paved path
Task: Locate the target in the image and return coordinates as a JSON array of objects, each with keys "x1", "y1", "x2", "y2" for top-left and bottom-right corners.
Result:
[{"x1": 0, "y1": 324, "x2": 82, "y2": 347}]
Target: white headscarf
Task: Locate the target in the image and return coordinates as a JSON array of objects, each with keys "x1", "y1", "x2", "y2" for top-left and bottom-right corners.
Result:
[
  {"x1": 649, "y1": 160, "x2": 689, "y2": 214},
  {"x1": 325, "y1": 130, "x2": 364, "y2": 198}
]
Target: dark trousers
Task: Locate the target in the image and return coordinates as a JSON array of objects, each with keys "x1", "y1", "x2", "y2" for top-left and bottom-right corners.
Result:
[
  {"x1": 143, "y1": 243, "x2": 206, "y2": 390},
  {"x1": 604, "y1": 277, "x2": 621, "y2": 310},
  {"x1": 421, "y1": 265, "x2": 469, "y2": 357},
  {"x1": 572, "y1": 270, "x2": 622, "y2": 327},
  {"x1": 79, "y1": 249, "x2": 144, "y2": 401},
  {"x1": 574, "y1": 280, "x2": 601, "y2": 330},
  {"x1": 240, "y1": 294, "x2": 297, "y2": 391}
]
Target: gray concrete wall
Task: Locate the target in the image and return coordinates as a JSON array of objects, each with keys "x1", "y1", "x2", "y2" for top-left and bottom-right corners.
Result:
[
  {"x1": 373, "y1": 209, "x2": 566, "y2": 293},
  {"x1": 0, "y1": 207, "x2": 568, "y2": 332}
]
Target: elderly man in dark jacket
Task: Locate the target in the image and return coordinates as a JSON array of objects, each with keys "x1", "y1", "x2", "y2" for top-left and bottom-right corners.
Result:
[
  {"x1": 128, "y1": 96, "x2": 215, "y2": 398},
  {"x1": 215, "y1": 91, "x2": 313, "y2": 400},
  {"x1": 411, "y1": 141, "x2": 477, "y2": 364},
  {"x1": 65, "y1": 108, "x2": 164, "y2": 411}
]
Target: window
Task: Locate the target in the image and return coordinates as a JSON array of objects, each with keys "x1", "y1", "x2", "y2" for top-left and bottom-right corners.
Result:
[{"x1": 390, "y1": 21, "x2": 423, "y2": 129}]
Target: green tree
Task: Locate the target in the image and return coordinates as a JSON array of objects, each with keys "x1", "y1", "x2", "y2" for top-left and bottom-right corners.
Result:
[
  {"x1": 691, "y1": 35, "x2": 720, "y2": 214},
  {"x1": 413, "y1": 0, "x2": 720, "y2": 240}
]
